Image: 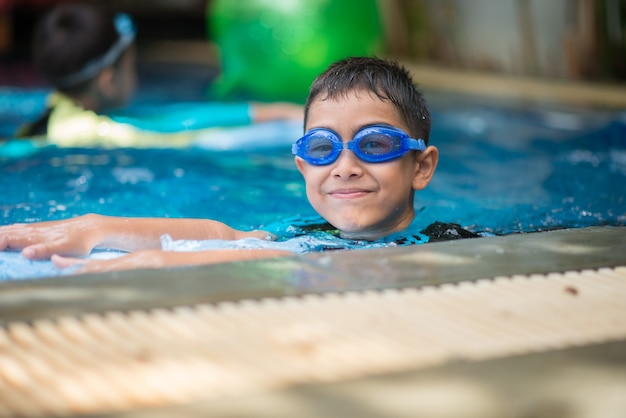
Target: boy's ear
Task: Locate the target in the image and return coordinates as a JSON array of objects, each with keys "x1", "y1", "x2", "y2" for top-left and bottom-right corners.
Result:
[
  {"x1": 295, "y1": 156, "x2": 307, "y2": 176},
  {"x1": 412, "y1": 146, "x2": 439, "y2": 190}
]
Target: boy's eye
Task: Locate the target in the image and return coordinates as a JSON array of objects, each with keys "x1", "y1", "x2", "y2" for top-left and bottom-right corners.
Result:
[
  {"x1": 359, "y1": 134, "x2": 395, "y2": 155},
  {"x1": 307, "y1": 137, "x2": 334, "y2": 157}
]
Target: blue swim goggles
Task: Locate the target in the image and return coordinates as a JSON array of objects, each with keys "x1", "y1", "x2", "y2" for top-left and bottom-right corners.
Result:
[{"x1": 292, "y1": 124, "x2": 426, "y2": 165}]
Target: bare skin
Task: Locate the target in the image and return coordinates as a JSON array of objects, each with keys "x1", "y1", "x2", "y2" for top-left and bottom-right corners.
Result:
[
  {"x1": 50, "y1": 248, "x2": 292, "y2": 274},
  {"x1": 250, "y1": 102, "x2": 303, "y2": 123},
  {"x1": 0, "y1": 214, "x2": 274, "y2": 259}
]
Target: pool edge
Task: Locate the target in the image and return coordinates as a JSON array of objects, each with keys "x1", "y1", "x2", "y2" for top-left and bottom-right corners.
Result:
[{"x1": 1, "y1": 225, "x2": 623, "y2": 324}]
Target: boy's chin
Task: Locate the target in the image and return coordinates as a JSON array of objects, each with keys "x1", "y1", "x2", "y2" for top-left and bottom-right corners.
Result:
[
  {"x1": 333, "y1": 222, "x2": 382, "y2": 240},
  {"x1": 326, "y1": 218, "x2": 362, "y2": 234}
]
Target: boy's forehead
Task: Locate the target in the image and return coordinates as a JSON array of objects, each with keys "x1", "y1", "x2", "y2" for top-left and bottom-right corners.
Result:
[
  {"x1": 306, "y1": 90, "x2": 405, "y2": 132},
  {"x1": 310, "y1": 89, "x2": 381, "y2": 106}
]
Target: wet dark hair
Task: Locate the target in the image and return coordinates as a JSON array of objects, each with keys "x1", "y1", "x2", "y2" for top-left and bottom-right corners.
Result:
[
  {"x1": 304, "y1": 56, "x2": 431, "y2": 144},
  {"x1": 32, "y1": 2, "x2": 119, "y2": 93}
]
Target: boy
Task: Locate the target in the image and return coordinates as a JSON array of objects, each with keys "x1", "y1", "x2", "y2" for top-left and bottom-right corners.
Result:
[
  {"x1": 1, "y1": 56, "x2": 460, "y2": 274},
  {"x1": 16, "y1": 2, "x2": 302, "y2": 147}
]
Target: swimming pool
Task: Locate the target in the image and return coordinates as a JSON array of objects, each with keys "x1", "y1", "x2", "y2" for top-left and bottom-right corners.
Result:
[{"x1": 1, "y1": 91, "x2": 625, "y2": 280}]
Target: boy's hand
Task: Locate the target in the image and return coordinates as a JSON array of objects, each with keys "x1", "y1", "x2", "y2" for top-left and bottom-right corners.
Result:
[{"x1": 0, "y1": 214, "x2": 104, "y2": 260}]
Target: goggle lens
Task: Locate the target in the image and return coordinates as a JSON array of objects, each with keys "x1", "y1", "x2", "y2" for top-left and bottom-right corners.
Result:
[
  {"x1": 357, "y1": 133, "x2": 397, "y2": 157},
  {"x1": 306, "y1": 134, "x2": 336, "y2": 160}
]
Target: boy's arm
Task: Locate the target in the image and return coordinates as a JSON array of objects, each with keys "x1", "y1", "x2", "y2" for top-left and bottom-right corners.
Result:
[
  {"x1": 52, "y1": 248, "x2": 293, "y2": 274},
  {"x1": 250, "y1": 102, "x2": 303, "y2": 123},
  {"x1": 0, "y1": 214, "x2": 267, "y2": 260}
]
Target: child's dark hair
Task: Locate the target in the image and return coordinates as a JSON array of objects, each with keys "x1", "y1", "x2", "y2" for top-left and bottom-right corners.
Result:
[
  {"x1": 304, "y1": 56, "x2": 431, "y2": 144},
  {"x1": 32, "y1": 3, "x2": 119, "y2": 93}
]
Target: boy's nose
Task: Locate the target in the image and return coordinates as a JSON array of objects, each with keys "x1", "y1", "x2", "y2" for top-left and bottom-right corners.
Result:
[{"x1": 331, "y1": 149, "x2": 364, "y2": 178}]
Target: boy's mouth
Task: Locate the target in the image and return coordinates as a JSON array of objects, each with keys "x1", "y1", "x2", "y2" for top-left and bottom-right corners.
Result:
[{"x1": 328, "y1": 188, "x2": 371, "y2": 199}]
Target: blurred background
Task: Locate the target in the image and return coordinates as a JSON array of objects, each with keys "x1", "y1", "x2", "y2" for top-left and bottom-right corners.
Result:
[
  {"x1": 0, "y1": 0, "x2": 625, "y2": 273},
  {"x1": 0, "y1": 0, "x2": 625, "y2": 105}
]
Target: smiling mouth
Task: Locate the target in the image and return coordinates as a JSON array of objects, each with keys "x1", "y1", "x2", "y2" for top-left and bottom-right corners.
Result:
[{"x1": 329, "y1": 189, "x2": 371, "y2": 199}]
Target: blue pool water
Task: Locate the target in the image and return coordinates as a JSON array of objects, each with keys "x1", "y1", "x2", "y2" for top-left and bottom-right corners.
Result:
[{"x1": 1, "y1": 91, "x2": 625, "y2": 280}]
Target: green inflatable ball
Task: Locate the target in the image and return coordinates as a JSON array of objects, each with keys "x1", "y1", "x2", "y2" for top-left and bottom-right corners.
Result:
[{"x1": 207, "y1": 0, "x2": 384, "y2": 102}]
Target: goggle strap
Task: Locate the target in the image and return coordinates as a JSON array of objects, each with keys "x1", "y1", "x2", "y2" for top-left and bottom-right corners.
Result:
[
  {"x1": 55, "y1": 13, "x2": 136, "y2": 88},
  {"x1": 408, "y1": 138, "x2": 426, "y2": 152}
]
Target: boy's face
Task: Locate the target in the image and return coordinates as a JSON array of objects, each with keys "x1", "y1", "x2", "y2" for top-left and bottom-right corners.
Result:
[{"x1": 295, "y1": 90, "x2": 437, "y2": 239}]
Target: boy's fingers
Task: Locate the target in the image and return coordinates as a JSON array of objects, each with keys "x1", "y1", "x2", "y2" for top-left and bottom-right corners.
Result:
[
  {"x1": 22, "y1": 243, "x2": 61, "y2": 260},
  {"x1": 52, "y1": 256, "x2": 113, "y2": 274},
  {"x1": 21, "y1": 246, "x2": 37, "y2": 259},
  {"x1": 0, "y1": 233, "x2": 29, "y2": 251},
  {"x1": 0, "y1": 232, "x2": 51, "y2": 254},
  {"x1": 22, "y1": 242, "x2": 82, "y2": 260},
  {"x1": 22, "y1": 242, "x2": 91, "y2": 260},
  {"x1": 51, "y1": 254, "x2": 84, "y2": 269}
]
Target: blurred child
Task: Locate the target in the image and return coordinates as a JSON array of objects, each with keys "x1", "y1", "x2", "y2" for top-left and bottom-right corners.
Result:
[
  {"x1": 1, "y1": 56, "x2": 479, "y2": 274},
  {"x1": 16, "y1": 2, "x2": 302, "y2": 147}
]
